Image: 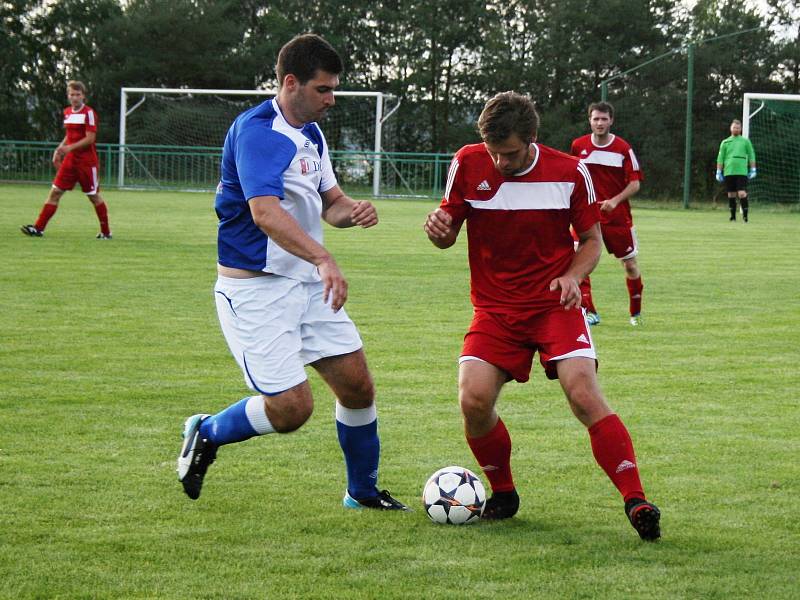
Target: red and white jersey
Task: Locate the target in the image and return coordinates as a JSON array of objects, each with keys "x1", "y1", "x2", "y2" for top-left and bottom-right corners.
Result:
[
  {"x1": 440, "y1": 142, "x2": 599, "y2": 313},
  {"x1": 570, "y1": 134, "x2": 641, "y2": 226},
  {"x1": 63, "y1": 104, "x2": 98, "y2": 164}
]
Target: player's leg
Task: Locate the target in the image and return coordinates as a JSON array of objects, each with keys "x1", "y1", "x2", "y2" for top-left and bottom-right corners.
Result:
[
  {"x1": 21, "y1": 186, "x2": 65, "y2": 236},
  {"x1": 80, "y1": 165, "x2": 112, "y2": 238},
  {"x1": 622, "y1": 255, "x2": 643, "y2": 324},
  {"x1": 725, "y1": 176, "x2": 738, "y2": 220},
  {"x1": 556, "y1": 357, "x2": 660, "y2": 540},
  {"x1": 458, "y1": 358, "x2": 518, "y2": 519},
  {"x1": 299, "y1": 280, "x2": 407, "y2": 510},
  {"x1": 581, "y1": 276, "x2": 600, "y2": 325},
  {"x1": 738, "y1": 189, "x2": 749, "y2": 223},
  {"x1": 178, "y1": 275, "x2": 308, "y2": 500}
]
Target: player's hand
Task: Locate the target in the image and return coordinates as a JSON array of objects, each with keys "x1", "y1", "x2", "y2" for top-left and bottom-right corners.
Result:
[
  {"x1": 716, "y1": 169, "x2": 724, "y2": 183},
  {"x1": 748, "y1": 168, "x2": 757, "y2": 180},
  {"x1": 317, "y1": 255, "x2": 348, "y2": 312},
  {"x1": 349, "y1": 201, "x2": 378, "y2": 228},
  {"x1": 53, "y1": 147, "x2": 65, "y2": 168},
  {"x1": 599, "y1": 198, "x2": 617, "y2": 214},
  {"x1": 424, "y1": 208, "x2": 453, "y2": 239},
  {"x1": 549, "y1": 275, "x2": 582, "y2": 310}
]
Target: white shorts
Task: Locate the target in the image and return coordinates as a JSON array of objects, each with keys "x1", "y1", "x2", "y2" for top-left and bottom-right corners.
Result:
[{"x1": 214, "y1": 275, "x2": 363, "y2": 395}]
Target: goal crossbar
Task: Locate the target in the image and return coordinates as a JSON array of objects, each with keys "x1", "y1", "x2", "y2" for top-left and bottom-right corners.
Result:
[
  {"x1": 118, "y1": 87, "x2": 393, "y2": 195},
  {"x1": 743, "y1": 93, "x2": 800, "y2": 137}
]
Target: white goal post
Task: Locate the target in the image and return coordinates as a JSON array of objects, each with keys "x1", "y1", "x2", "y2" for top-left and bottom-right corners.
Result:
[
  {"x1": 118, "y1": 87, "x2": 399, "y2": 195},
  {"x1": 742, "y1": 92, "x2": 800, "y2": 204},
  {"x1": 742, "y1": 92, "x2": 800, "y2": 137}
]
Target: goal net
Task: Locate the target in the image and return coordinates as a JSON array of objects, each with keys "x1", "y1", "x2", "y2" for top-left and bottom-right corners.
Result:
[
  {"x1": 743, "y1": 93, "x2": 800, "y2": 204},
  {"x1": 118, "y1": 87, "x2": 398, "y2": 195}
]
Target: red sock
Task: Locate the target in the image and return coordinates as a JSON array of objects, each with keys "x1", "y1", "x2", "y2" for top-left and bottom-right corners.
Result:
[
  {"x1": 581, "y1": 276, "x2": 597, "y2": 313},
  {"x1": 626, "y1": 276, "x2": 643, "y2": 316},
  {"x1": 35, "y1": 203, "x2": 58, "y2": 231},
  {"x1": 94, "y1": 202, "x2": 110, "y2": 236},
  {"x1": 466, "y1": 418, "x2": 515, "y2": 493},
  {"x1": 588, "y1": 414, "x2": 645, "y2": 502}
]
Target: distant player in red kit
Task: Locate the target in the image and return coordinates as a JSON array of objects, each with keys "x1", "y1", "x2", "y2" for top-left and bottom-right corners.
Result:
[
  {"x1": 21, "y1": 80, "x2": 112, "y2": 239},
  {"x1": 571, "y1": 102, "x2": 643, "y2": 326},
  {"x1": 424, "y1": 91, "x2": 660, "y2": 540}
]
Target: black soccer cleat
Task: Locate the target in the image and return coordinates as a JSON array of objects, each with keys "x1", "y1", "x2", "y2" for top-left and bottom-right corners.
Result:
[
  {"x1": 482, "y1": 488, "x2": 520, "y2": 520},
  {"x1": 625, "y1": 498, "x2": 661, "y2": 541},
  {"x1": 96, "y1": 232, "x2": 113, "y2": 239},
  {"x1": 21, "y1": 224, "x2": 43, "y2": 237},
  {"x1": 177, "y1": 414, "x2": 216, "y2": 500},
  {"x1": 343, "y1": 489, "x2": 411, "y2": 511}
]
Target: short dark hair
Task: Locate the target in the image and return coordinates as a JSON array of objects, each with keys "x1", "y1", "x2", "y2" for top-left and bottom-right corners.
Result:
[
  {"x1": 477, "y1": 91, "x2": 540, "y2": 144},
  {"x1": 276, "y1": 33, "x2": 343, "y2": 86},
  {"x1": 67, "y1": 80, "x2": 86, "y2": 94},
  {"x1": 588, "y1": 101, "x2": 614, "y2": 119}
]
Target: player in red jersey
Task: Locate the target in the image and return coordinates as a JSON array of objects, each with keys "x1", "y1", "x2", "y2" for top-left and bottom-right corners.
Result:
[
  {"x1": 21, "y1": 81, "x2": 112, "y2": 239},
  {"x1": 571, "y1": 101, "x2": 643, "y2": 326},
  {"x1": 424, "y1": 92, "x2": 660, "y2": 540}
]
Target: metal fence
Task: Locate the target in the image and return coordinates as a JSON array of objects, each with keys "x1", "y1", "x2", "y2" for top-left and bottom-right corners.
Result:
[{"x1": 0, "y1": 140, "x2": 452, "y2": 199}]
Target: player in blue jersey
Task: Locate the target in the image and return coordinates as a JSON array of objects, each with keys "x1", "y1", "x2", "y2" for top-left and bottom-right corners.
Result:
[{"x1": 177, "y1": 33, "x2": 409, "y2": 511}]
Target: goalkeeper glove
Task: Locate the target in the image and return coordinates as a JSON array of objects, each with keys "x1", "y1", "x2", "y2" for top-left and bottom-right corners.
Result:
[
  {"x1": 748, "y1": 168, "x2": 756, "y2": 180},
  {"x1": 715, "y1": 169, "x2": 724, "y2": 183}
]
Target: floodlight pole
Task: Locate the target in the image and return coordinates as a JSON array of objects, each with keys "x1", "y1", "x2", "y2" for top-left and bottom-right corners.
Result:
[{"x1": 682, "y1": 43, "x2": 694, "y2": 209}]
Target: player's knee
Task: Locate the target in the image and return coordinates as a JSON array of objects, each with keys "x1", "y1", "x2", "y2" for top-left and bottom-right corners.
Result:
[
  {"x1": 267, "y1": 396, "x2": 314, "y2": 433},
  {"x1": 459, "y1": 388, "x2": 494, "y2": 422},
  {"x1": 336, "y1": 375, "x2": 375, "y2": 409}
]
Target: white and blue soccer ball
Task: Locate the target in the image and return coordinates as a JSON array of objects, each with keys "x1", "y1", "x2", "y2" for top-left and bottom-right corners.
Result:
[{"x1": 423, "y1": 466, "x2": 486, "y2": 524}]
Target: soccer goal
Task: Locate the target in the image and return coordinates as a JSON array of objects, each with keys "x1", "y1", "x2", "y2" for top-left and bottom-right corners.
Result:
[
  {"x1": 743, "y1": 93, "x2": 800, "y2": 204},
  {"x1": 118, "y1": 87, "x2": 399, "y2": 195}
]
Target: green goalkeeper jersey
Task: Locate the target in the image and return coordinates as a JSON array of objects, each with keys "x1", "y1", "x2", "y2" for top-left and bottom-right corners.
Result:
[{"x1": 716, "y1": 135, "x2": 756, "y2": 176}]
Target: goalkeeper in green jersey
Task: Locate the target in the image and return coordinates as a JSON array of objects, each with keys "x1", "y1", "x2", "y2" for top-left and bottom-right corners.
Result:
[{"x1": 716, "y1": 119, "x2": 756, "y2": 222}]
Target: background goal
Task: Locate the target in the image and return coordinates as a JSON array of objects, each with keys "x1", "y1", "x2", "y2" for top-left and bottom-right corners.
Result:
[
  {"x1": 743, "y1": 93, "x2": 800, "y2": 204},
  {"x1": 118, "y1": 87, "x2": 399, "y2": 195}
]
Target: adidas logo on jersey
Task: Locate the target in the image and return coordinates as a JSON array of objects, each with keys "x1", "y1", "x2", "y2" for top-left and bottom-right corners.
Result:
[
  {"x1": 615, "y1": 459, "x2": 636, "y2": 473},
  {"x1": 576, "y1": 333, "x2": 590, "y2": 344},
  {"x1": 476, "y1": 180, "x2": 491, "y2": 191},
  {"x1": 581, "y1": 149, "x2": 588, "y2": 155}
]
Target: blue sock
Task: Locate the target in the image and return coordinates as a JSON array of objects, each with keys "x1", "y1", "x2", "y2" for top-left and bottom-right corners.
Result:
[
  {"x1": 336, "y1": 403, "x2": 380, "y2": 499},
  {"x1": 200, "y1": 396, "x2": 274, "y2": 447}
]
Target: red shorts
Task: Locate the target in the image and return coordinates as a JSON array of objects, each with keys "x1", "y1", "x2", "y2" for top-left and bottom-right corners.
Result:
[
  {"x1": 53, "y1": 156, "x2": 100, "y2": 194},
  {"x1": 600, "y1": 222, "x2": 638, "y2": 259},
  {"x1": 461, "y1": 307, "x2": 597, "y2": 382}
]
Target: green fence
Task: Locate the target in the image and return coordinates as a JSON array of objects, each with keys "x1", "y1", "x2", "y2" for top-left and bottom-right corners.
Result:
[{"x1": 0, "y1": 140, "x2": 452, "y2": 199}]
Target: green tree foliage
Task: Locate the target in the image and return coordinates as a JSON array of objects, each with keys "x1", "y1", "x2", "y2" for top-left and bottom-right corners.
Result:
[{"x1": 3, "y1": 0, "x2": 798, "y2": 199}]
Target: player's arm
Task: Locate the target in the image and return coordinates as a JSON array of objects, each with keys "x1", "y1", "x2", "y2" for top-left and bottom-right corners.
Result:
[
  {"x1": 320, "y1": 184, "x2": 378, "y2": 229},
  {"x1": 424, "y1": 208, "x2": 463, "y2": 249},
  {"x1": 549, "y1": 223, "x2": 602, "y2": 309},
  {"x1": 61, "y1": 130, "x2": 96, "y2": 155},
  {"x1": 53, "y1": 135, "x2": 68, "y2": 167},
  {"x1": 249, "y1": 195, "x2": 348, "y2": 311},
  {"x1": 601, "y1": 179, "x2": 640, "y2": 213}
]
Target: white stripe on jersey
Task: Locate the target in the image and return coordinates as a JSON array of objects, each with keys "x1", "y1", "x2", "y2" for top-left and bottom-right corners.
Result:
[
  {"x1": 466, "y1": 181, "x2": 574, "y2": 211},
  {"x1": 577, "y1": 161, "x2": 596, "y2": 204},
  {"x1": 64, "y1": 113, "x2": 87, "y2": 125},
  {"x1": 444, "y1": 157, "x2": 459, "y2": 201},
  {"x1": 581, "y1": 150, "x2": 623, "y2": 168},
  {"x1": 87, "y1": 110, "x2": 95, "y2": 126},
  {"x1": 628, "y1": 148, "x2": 640, "y2": 171}
]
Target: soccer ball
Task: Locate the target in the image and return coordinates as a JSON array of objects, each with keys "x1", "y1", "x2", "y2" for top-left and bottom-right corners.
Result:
[{"x1": 422, "y1": 466, "x2": 486, "y2": 524}]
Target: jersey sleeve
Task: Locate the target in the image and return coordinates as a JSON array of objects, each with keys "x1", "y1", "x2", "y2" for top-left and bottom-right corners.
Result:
[
  {"x1": 318, "y1": 134, "x2": 337, "y2": 193},
  {"x1": 624, "y1": 144, "x2": 643, "y2": 182},
  {"x1": 746, "y1": 139, "x2": 756, "y2": 164},
  {"x1": 86, "y1": 109, "x2": 98, "y2": 133},
  {"x1": 569, "y1": 139, "x2": 579, "y2": 157},
  {"x1": 235, "y1": 126, "x2": 295, "y2": 201},
  {"x1": 439, "y1": 151, "x2": 470, "y2": 227},
  {"x1": 571, "y1": 161, "x2": 600, "y2": 234},
  {"x1": 716, "y1": 140, "x2": 727, "y2": 165}
]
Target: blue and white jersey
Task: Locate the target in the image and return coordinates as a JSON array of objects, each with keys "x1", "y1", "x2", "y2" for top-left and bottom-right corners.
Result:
[{"x1": 215, "y1": 98, "x2": 337, "y2": 281}]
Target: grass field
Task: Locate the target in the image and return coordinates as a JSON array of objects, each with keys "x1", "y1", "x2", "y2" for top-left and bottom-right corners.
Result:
[{"x1": 1, "y1": 183, "x2": 798, "y2": 599}]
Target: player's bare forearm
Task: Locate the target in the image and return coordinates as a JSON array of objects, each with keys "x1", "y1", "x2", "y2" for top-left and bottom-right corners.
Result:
[
  {"x1": 604, "y1": 180, "x2": 640, "y2": 212},
  {"x1": 424, "y1": 208, "x2": 459, "y2": 249},
  {"x1": 568, "y1": 225, "x2": 602, "y2": 281},
  {"x1": 321, "y1": 185, "x2": 378, "y2": 228},
  {"x1": 250, "y1": 195, "x2": 348, "y2": 310}
]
